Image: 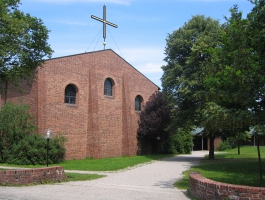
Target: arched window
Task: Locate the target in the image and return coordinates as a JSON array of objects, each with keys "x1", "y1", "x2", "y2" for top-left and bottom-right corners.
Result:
[
  {"x1": 104, "y1": 78, "x2": 113, "y2": 96},
  {"x1": 65, "y1": 84, "x2": 76, "y2": 104},
  {"x1": 135, "y1": 95, "x2": 142, "y2": 111}
]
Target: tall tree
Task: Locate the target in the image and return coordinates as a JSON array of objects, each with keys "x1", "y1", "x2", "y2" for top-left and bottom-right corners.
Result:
[
  {"x1": 201, "y1": 6, "x2": 255, "y2": 157},
  {"x1": 161, "y1": 15, "x2": 223, "y2": 159},
  {"x1": 137, "y1": 91, "x2": 171, "y2": 154},
  {"x1": 247, "y1": 0, "x2": 265, "y2": 186},
  {"x1": 0, "y1": 0, "x2": 53, "y2": 102},
  {"x1": 203, "y1": 1, "x2": 265, "y2": 184}
]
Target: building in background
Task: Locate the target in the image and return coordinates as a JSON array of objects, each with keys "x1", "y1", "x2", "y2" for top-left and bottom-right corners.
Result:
[{"x1": 3, "y1": 49, "x2": 159, "y2": 159}]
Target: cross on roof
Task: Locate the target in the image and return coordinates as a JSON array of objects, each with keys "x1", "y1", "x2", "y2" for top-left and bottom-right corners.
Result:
[{"x1": 91, "y1": 5, "x2": 118, "y2": 49}]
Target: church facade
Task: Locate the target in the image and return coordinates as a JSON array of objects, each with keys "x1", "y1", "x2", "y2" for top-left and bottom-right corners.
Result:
[{"x1": 3, "y1": 49, "x2": 159, "y2": 159}]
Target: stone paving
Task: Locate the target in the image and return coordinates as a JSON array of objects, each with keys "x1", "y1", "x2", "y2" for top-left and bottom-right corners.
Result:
[{"x1": 0, "y1": 151, "x2": 208, "y2": 200}]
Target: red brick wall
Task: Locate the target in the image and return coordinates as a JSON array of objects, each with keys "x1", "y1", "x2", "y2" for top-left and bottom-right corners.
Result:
[
  {"x1": 207, "y1": 137, "x2": 222, "y2": 150},
  {"x1": 189, "y1": 172, "x2": 265, "y2": 200},
  {"x1": 3, "y1": 49, "x2": 159, "y2": 159},
  {"x1": 0, "y1": 166, "x2": 66, "y2": 185}
]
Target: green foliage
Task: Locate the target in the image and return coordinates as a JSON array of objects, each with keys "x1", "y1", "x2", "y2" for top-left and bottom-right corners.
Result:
[
  {"x1": 0, "y1": 0, "x2": 53, "y2": 100},
  {"x1": 3, "y1": 134, "x2": 66, "y2": 165},
  {"x1": 48, "y1": 133, "x2": 66, "y2": 163},
  {"x1": 161, "y1": 15, "x2": 223, "y2": 159},
  {"x1": 161, "y1": 2, "x2": 265, "y2": 160},
  {"x1": 165, "y1": 129, "x2": 193, "y2": 154},
  {"x1": 0, "y1": 102, "x2": 66, "y2": 165},
  {"x1": 216, "y1": 140, "x2": 235, "y2": 151},
  {"x1": 0, "y1": 102, "x2": 36, "y2": 161}
]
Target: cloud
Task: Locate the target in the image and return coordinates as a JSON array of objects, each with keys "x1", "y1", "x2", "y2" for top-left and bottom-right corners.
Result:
[
  {"x1": 120, "y1": 47, "x2": 164, "y2": 63},
  {"x1": 135, "y1": 62, "x2": 163, "y2": 73},
  {"x1": 118, "y1": 47, "x2": 165, "y2": 74},
  {"x1": 29, "y1": 0, "x2": 131, "y2": 5}
]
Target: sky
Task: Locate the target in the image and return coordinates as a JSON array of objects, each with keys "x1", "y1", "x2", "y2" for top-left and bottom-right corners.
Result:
[{"x1": 19, "y1": 0, "x2": 253, "y2": 89}]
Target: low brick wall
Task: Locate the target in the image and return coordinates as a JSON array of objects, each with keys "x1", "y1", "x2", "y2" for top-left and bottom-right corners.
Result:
[
  {"x1": 189, "y1": 172, "x2": 265, "y2": 200},
  {"x1": 0, "y1": 166, "x2": 66, "y2": 185}
]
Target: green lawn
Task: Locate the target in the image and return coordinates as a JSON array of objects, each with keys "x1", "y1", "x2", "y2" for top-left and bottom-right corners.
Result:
[
  {"x1": 58, "y1": 154, "x2": 171, "y2": 171},
  {"x1": 175, "y1": 146, "x2": 265, "y2": 189},
  {"x1": 65, "y1": 172, "x2": 105, "y2": 182},
  {"x1": 0, "y1": 154, "x2": 171, "y2": 185},
  {"x1": 0, "y1": 154, "x2": 171, "y2": 171}
]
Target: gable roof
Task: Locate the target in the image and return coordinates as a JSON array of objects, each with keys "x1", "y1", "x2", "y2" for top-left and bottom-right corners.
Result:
[{"x1": 46, "y1": 49, "x2": 161, "y2": 90}]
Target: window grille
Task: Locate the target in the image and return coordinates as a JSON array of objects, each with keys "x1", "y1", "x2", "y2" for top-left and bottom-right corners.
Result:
[
  {"x1": 104, "y1": 78, "x2": 112, "y2": 96},
  {"x1": 65, "y1": 85, "x2": 76, "y2": 104},
  {"x1": 135, "y1": 95, "x2": 142, "y2": 111}
]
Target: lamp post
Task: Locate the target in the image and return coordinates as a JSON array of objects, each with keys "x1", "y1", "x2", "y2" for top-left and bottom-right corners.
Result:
[
  {"x1": 157, "y1": 137, "x2": 160, "y2": 154},
  {"x1": 44, "y1": 129, "x2": 52, "y2": 167}
]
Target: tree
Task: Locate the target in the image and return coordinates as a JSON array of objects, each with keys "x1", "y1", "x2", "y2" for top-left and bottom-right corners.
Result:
[
  {"x1": 161, "y1": 15, "x2": 223, "y2": 159},
  {"x1": 0, "y1": 102, "x2": 36, "y2": 161},
  {"x1": 246, "y1": 0, "x2": 265, "y2": 186},
  {"x1": 202, "y1": 1, "x2": 265, "y2": 184},
  {"x1": 137, "y1": 91, "x2": 171, "y2": 154},
  {"x1": 0, "y1": 0, "x2": 53, "y2": 102}
]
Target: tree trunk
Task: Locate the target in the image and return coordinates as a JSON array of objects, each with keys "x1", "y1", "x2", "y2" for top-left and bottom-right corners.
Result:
[
  {"x1": 237, "y1": 139, "x2": 240, "y2": 155},
  {"x1": 209, "y1": 136, "x2": 215, "y2": 160},
  {"x1": 257, "y1": 137, "x2": 263, "y2": 187}
]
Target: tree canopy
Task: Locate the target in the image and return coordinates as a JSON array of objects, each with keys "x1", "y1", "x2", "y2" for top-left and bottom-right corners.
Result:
[
  {"x1": 0, "y1": 0, "x2": 53, "y2": 100},
  {"x1": 161, "y1": 15, "x2": 223, "y2": 159},
  {"x1": 162, "y1": 1, "x2": 265, "y2": 161}
]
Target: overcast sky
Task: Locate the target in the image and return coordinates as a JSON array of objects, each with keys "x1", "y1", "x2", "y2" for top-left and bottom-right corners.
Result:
[{"x1": 20, "y1": 0, "x2": 253, "y2": 88}]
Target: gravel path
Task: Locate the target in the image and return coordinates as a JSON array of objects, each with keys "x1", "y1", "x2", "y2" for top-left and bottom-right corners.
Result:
[{"x1": 0, "y1": 151, "x2": 208, "y2": 200}]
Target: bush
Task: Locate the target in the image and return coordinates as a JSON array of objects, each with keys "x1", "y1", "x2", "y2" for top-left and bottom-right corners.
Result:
[
  {"x1": 164, "y1": 129, "x2": 193, "y2": 154},
  {"x1": 0, "y1": 102, "x2": 37, "y2": 161},
  {"x1": 216, "y1": 140, "x2": 235, "y2": 151},
  {"x1": 3, "y1": 134, "x2": 66, "y2": 165}
]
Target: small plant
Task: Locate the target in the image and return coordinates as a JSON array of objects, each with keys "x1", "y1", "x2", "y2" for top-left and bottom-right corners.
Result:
[{"x1": 216, "y1": 140, "x2": 234, "y2": 151}]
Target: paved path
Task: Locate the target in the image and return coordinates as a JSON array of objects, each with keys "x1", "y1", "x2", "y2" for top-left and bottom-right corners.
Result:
[{"x1": 0, "y1": 151, "x2": 208, "y2": 200}]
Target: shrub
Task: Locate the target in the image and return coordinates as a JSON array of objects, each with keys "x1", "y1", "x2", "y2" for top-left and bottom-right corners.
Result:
[
  {"x1": 0, "y1": 102, "x2": 37, "y2": 161},
  {"x1": 164, "y1": 129, "x2": 193, "y2": 154},
  {"x1": 0, "y1": 102, "x2": 66, "y2": 165},
  {"x1": 3, "y1": 134, "x2": 66, "y2": 165},
  {"x1": 216, "y1": 140, "x2": 235, "y2": 151}
]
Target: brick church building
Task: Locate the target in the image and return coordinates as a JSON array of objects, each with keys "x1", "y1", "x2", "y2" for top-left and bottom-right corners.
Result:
[{"x1": 3, "y1": 49, "x2": 159, "y2": 159}]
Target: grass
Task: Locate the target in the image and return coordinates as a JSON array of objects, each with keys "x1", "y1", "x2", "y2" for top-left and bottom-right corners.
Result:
[
  {"x1": 0, "y1": 154, "x2": 171, "y2": 171},
  {"x1": 59, "y1": 154, "x2": 171, "y2": 171},
  {"x1": 0, "y1": 154, "x2": 171, "y2": 185},
  {"x1": 65, "y1": 172, "x2": 105, "y2": 182},
  {"x1": 175, "y1": 146, "x2": 265, "y2": 189}
]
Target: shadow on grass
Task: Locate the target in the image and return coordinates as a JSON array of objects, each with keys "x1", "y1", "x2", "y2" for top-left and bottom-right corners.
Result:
[
  {"x1": 176, "y1": 147, "x2": 265, "y2": 189},
  {"x1": 190, "y1": 159, "x2": 265, "y2": 187}
]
